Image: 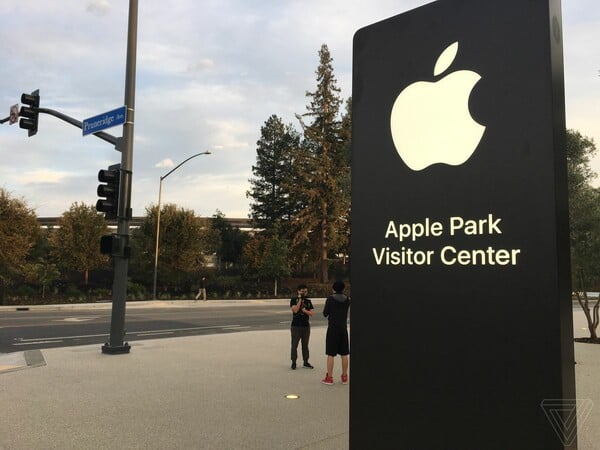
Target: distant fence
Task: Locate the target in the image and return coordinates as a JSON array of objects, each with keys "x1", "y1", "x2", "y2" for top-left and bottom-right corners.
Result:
[{"x1": 38, "y1": 216, "x2": 255, "y2": 231}]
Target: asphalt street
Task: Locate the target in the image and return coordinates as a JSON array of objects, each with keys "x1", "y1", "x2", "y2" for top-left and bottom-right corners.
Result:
[{"x1": 0, "y1": 299, "x2": 327, "y2": 353}]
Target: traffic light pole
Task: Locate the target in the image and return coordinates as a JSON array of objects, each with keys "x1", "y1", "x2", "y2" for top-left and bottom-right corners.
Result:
[{"x1": 101, "y1": 0, "x2": 138, "y2": 355}]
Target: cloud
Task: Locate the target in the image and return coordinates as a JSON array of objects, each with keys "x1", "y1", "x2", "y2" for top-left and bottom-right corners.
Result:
[
  {"x1": 20, "y1": 170, "x2": 70, "y2": 185},
  {"x1": 155, "y1": 159, "x2": 175, "y2": 168},
  {"x1": 187, "y1": 58, "x2": 216, "y2": 74},
  {"x1": 86, "y1": 0, "x2": 111, "y2": 16},
  {"x1": 154, "y1": 172, "x2": 252, "y2": 218}
]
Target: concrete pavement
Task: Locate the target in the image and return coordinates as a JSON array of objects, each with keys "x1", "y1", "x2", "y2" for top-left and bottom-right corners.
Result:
[
  {"x1": 1, "y1": 324, "x2": 348, "y2": 450},
  {"x1": 572, "y1": 309, "x2": 600, "y2": 450},
  {"x1": 0, "y1": 307, "x2": 599, "y2": 449}
]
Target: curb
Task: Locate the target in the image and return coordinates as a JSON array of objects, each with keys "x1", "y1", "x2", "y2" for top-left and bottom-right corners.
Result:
[
  {"x1": 0, "y1": 298, "x2": 326, "y2": 312},
  {"x1": 0, "y1": 349, "x2": 46, "y2": 374}
]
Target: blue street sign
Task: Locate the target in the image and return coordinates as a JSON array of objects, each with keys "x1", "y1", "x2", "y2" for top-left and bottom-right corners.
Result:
[{"x1": 82, "y1": 106, "x2": 127, "y2": 136}]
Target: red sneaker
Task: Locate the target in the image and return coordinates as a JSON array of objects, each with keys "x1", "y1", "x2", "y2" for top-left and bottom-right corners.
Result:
[
  {"x1": 321, "y1": 374, "x2": 334, "y2": 385},
  {"x1": 341, "y1": 374, "x2": 348, "y2": 385}
]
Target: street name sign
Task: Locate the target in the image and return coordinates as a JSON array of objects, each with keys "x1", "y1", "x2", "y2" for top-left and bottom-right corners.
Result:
[
  {"x1": 82, "y1": 106, "x2": 126, "y2": 136},
  {"x1": 351, "y1": 0, "x2": 576, "y2": 449}
]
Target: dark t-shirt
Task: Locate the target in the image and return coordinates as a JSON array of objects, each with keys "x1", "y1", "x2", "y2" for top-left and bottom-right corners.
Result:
[
  {"x1": 290, "y1": 296, "x2": 314, "y2": 327},
  {"x1": 323, "y1": 293, "x2": 350, "y2": 330}
]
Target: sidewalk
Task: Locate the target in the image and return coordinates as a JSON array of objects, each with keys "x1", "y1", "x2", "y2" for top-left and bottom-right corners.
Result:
[
  {"x1": 0, "y1": 309, "x2": 599, "y2": 449},
  {"x1": 0, "y1": 326, "x2": 348, "y2": 450},
  {"x1": 573, "y1": 309, "x2": 600, "y2": 450}
]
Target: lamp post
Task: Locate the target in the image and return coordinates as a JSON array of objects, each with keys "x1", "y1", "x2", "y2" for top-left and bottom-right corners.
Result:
[{"x1": 152, "y1": 151, "x2": 211, "y2": 300}]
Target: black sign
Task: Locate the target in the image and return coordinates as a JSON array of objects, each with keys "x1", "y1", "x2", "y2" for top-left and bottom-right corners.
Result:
[{"x1": 350, "y1": 0, "x2": 576, "y2": 449}]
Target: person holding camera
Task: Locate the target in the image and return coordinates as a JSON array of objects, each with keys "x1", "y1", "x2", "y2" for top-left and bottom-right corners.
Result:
[{"x1": 290, "y1": 284, "x2": 314, "y2": 370}]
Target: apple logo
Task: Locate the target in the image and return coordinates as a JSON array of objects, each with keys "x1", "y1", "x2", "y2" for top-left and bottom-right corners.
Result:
[{"x1": 390, "y1": 41, "x2": 485, "y2": 171}]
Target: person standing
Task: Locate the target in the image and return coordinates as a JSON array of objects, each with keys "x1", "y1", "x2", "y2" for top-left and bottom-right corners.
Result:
[
  {"x1": 290, "y1": 284, "x2": 314, "y2": 370},
  {"x1": 195, "y1": 276, "x2": 207, "y2": 301},
  {"x1": 321, "y1": 281, "x2": 351, "y2": 385}
]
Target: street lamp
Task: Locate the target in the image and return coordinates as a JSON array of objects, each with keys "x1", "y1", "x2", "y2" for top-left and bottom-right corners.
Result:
[{"x1": 152, "y1": 151, "x2": 211, "y2": 300}]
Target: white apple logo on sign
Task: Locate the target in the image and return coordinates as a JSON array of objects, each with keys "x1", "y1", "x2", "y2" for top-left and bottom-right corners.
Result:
[{"x1": 390, "y1": 41, "x2": 485, "y2": 171}]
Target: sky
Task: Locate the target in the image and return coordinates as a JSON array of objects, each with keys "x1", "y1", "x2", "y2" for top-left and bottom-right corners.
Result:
[{"x1": 0, "y1": 0, "x2": 598, "y2": 219}]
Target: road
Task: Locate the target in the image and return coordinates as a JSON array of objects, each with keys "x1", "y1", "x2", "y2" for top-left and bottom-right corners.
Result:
[{"x1": 0, "y1": 300, "x2": 328, "y2": 353}]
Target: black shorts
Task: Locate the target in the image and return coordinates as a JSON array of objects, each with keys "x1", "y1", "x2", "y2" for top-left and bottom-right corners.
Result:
[{"x1": 325, "y1": 327, "x2": 350, "y2": 356}]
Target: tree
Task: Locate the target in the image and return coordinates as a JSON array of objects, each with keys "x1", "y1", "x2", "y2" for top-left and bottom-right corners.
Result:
[
  {"x1": 129, "y1": 204, "x2": 220, "y2": 294},
  {"x1": 292, "y1": 44, "x2": 350, "y2": 282},
  {"x1": 0, "y1": 188, "x2": 40, "y2": 303},
  {"x1": 22, "y1": 229, "x2": 61, "y2": 298},
  {"x1": 567, "y1": 130, "x2": 596, "y2": 197},
  {"x1": 22, "y1": 258, "x2": 61, "y2": 299},
  {"x1": 49, "y1": 202, "x2": 109, "y2": 285},
  {"x1": 242, "y1": 226, "x2": 290, "y2": 295},
  {"x1": 566, "y1": 129, "x2": 600, "y2": 340},
  {"x1": 336, "y1": 96, "x2": 352, "y2": 264},
  {"x1": 211, "y1": 210, "x2": 248, "y2": 270},
  {"x1": 247, "y1": 115, "x2": 302, "y2": 230},
  {"x1": 339, "y1": 97, "x2": 352, "y2": 168}
]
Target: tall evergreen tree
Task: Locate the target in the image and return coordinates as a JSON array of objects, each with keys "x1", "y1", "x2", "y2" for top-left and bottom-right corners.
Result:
[
  {"x1": 340, "y1": 97, "x2": 352, "y2": 168},
  {"x1": 336, "y1": 97, "x2": 352, "y2": 262},
  {"x1": 292, "y1": 44, "x2": 349, "y2": 282},
  {"x1": 247, "y1": 115, "x2": 301, "y2": 230}
]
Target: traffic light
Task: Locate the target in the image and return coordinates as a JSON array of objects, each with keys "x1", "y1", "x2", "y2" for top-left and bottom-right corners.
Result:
[
  {"x1": 19, "y1": 89, "x2": 40, "y2": 137},
  {"x1": 100, "y1": 234, "x2": 131, "y2": 258},
  {"x1": 96, "y1": 163, "x2": 121, "y2": 219},
  {"x1": 100, "y1": 235, "x2": 117, "y2": 255},
  {"x1": 100, "y1": 234, "x2": 131, "y2": 257}
]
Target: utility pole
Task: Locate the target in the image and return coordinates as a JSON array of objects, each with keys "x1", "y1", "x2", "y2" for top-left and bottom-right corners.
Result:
[{"x1": 101, "y1": 0, "x2": 138, "y2": 354}]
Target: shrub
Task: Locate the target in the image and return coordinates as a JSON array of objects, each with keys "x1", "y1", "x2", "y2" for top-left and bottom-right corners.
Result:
[
  {"x1": 127, "y1": 281, "x2": 147, "y2": 301},
  {"x1": 64, "y1": 284, "x2": 82, "y2": 299}
]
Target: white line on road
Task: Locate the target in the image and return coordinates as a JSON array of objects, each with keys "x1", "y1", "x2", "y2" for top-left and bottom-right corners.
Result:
[
  {"x1": 13, "y1": 340, "x2": 64, "y2": 346},
  {"x1": 15, "y1": 333, "x2": 107, "y2": 342},
  {"x1": 133, "y1": 331, "x2": 174, "y2": 336},
  {"x1": 11, "y1": 325, "x2": 243, "y2": 346},
  {"x1": 52, "y1": 317, "x2": 100, "y2": 322}
]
